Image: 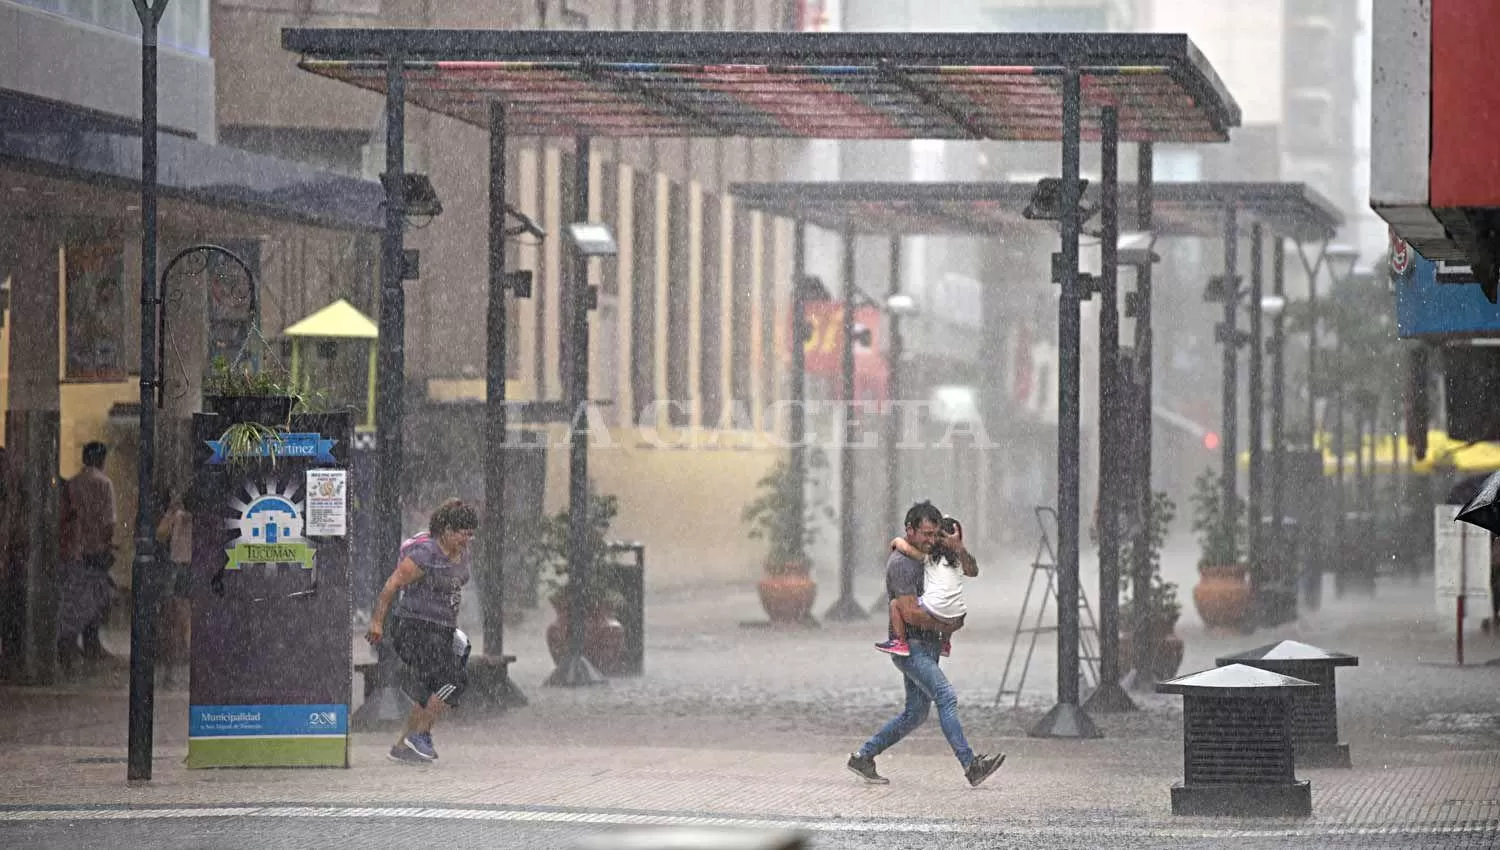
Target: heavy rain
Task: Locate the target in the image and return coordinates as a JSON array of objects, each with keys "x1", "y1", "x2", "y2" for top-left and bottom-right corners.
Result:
[{"x1": 0, "y1": 1, "x2": 1497, "y2": 848}]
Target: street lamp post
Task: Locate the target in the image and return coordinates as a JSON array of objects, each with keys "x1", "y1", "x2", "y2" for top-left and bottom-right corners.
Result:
[
  {"x1": 544, "y1": 141, "x2": 616, "y2": 687},
  {"x1": 128, "y1": 0, "x2": 169, "y2": 784}
]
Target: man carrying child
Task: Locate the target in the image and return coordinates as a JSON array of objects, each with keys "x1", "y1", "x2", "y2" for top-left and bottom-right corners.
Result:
[{"x1": 846, "y1": 501, "x2": 1005, "y2": 788}]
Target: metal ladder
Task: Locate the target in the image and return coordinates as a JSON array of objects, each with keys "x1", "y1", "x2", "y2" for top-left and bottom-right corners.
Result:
[{"x1": 992, "y1": 506, "x2": 1102, "y2": 709}]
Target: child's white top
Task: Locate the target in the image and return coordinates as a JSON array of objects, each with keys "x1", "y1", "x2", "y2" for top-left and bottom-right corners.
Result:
[{"x1": 920, "y1": 553, "x2": 966, "y2": 619}]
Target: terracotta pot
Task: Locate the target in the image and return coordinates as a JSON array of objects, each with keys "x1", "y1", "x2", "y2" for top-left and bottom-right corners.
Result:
[
  {"x1": 757, "y1": 566, "x2": 817, "y2": 623},
  {"x1": 1119, "y1": 625, "x2": 1185, "y2": 684},
  {"x1": 1192, "y1": 564, "x2": 1251, "y2": 630},
  {"x1": 546, "y1": 598, "x2": 628, "y2": 674}
]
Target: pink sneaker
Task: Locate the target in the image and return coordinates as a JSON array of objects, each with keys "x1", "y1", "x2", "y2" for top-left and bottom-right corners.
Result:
[
  {"x1": 940, "y1": 640, "x2": 952, "y2": 658},
  {"x1": 875, "y1": 639, "x2": 911, "y2": 657}
]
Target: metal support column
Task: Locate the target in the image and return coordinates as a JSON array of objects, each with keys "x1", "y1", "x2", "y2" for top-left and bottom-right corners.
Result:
[
  {"x1": 1268, "y1": 237, "x2": 1293, "y2": 624},
  {"x1": 1247, "y1": 223, "x2": 1265, "y2": 619},
  {"x1": 1220, "y1": 204, "x2": 1240, "y2": 556},
  {"x1": 1128, "y1": 142, "x2": 1156, "y2": 690},
  {"x1": 352, "y1": 55, "x2": 414, "y2": 731},
  {"x1": 547, "y1": 136, "x2": 606, "y2": 687},
  {"x1": 1085, "y1": 107, "x2": 1134, "y2": 713},
  {"x1": 885, "y1": 236, "x2": 903, "y2": 540},
  {"x1": 790, "y1": 223, "x2": 809, "y2": 561},
  {"x1": 1030, "y1": 68, "x2": 1101, "y2": 739},
  {"x1": 827, "y1": 231, "x2": 866, "y2": 621},
  {"x1": 482, "y1": 101, "x2": 526, "y2": 706},
  {"x1": 127, "y1": 0, "x2": 168, "y2": 783}
]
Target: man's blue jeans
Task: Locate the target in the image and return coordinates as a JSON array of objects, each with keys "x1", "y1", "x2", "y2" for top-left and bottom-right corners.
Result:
[{"x1": 857, "y1": 636, "x2": 974, "y2": 767}]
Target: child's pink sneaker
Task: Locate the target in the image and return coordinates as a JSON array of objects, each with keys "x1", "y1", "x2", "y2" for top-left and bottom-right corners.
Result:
[
  {"x1": 875, "y1": 639, "x2": 911, "y2": 657},
  {"x1": 940, "y1": 640, "x2": 952, "y2": 658}
]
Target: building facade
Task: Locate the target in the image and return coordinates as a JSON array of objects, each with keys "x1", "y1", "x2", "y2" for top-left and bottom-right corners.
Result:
[{"x1": 0, "y1": 0, "x2": 383, "y2": 682}]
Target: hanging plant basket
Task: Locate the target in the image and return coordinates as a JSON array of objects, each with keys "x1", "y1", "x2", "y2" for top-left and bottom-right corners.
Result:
[{"x1": 204, "y1": 393, "x2": 293, "y2": 426}]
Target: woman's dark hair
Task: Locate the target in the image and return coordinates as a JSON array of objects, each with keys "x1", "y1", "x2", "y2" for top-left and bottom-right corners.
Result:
[
  {"x1": 904, "y1": 500, "x2": 943, "y2": 530},
  {"x1": 430, "y1": 498, "x2": 479, "y2": 536},
  {"x1": 941, "y1": 516, "x2": 962, "y2": 537}
]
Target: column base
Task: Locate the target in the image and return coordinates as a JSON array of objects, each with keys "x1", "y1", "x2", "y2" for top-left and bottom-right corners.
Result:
[
  {"x1": 1027, "y1": 702, "x2": 1102, "y2": 738},
  {"x1": 1171, "y1": 780, "x2": 1312, "y2": 817}
]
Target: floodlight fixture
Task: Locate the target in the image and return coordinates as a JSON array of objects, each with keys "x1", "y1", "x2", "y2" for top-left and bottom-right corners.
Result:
[{"x1": 566, "y1": 222, "x2": 617, "y2": 257}]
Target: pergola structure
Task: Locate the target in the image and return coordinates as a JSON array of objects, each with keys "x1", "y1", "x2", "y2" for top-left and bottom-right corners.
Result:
[
  {"x1": 282, "y1": 27, "x2": 1239, "y2": 735},
  {"x1": 729, "y1": 178, "x2": 1341, "y2": 710}
]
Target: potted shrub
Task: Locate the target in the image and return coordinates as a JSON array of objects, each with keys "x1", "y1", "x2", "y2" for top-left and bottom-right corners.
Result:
[
  {"x1": 741, "y1": 454, "x2": 829, "y2": 624},
  {"x1": 1117, "y1": 491, "x2": 1186, "y2": 685},
  {"x1": 1189, "y1": 467, "x2": 1251, "y2": 630},
  {"x1": 537, "y1": 491, "x2": 629, "y2": 674}
]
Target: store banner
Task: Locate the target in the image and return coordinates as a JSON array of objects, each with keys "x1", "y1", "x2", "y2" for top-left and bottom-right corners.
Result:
[{"x1": 64, "y1": 239, "x2": 126, "y2": 382}]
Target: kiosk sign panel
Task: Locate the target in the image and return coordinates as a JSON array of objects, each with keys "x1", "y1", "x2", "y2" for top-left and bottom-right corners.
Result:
[{"x1": 187, "y1": 412, "x2": 353, "y2": 769}]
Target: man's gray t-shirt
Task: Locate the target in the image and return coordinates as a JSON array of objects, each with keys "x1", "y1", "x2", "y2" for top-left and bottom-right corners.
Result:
[
  {"x1": 886, "y1": 549, "x2": 941, "y2": 642},
  {"x1": 393, "y1": 538, "x2": 470, "y2": 627}
]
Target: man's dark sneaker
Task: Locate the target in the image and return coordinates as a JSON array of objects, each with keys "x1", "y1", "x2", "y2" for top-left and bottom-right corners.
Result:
[
  {"x1": 965, "y1": 752, "x2": 1006, "y2": 787},
  {"x1": 846, "y1": 753, "x2": 890, "y2": 785},
  {"x1": 388, "y1": 743, "x2": 428, "y2": 765},
  {"x1": 414, "y1": 732, "x2": 438, "y2": 760},
  {"x1": 403, "y1": 734, "x2": 437, "y2": 761}
]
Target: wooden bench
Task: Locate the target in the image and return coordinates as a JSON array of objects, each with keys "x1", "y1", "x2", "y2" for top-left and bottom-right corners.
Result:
[{"x1": 355, "y1": 653, "x2": 521, "y2": 707}]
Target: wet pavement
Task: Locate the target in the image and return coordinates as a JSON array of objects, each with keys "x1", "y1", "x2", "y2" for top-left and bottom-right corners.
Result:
[{"x1": 2, "y1": 547, "x2": 1498, "y2": 849}]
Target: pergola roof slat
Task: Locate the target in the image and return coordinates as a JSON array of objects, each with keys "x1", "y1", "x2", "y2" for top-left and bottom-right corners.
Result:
[
  {"x1": 284, "y1": 30, "x2": 1240, "y2": 142},
  {"x1": 727, "y1": 181, "x2": 1343, "y2": 243}
]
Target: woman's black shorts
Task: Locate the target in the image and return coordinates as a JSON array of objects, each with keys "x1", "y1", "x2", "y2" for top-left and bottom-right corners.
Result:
[{"x1": 389, "y1": 616, "x2": 468, "y2": 708}]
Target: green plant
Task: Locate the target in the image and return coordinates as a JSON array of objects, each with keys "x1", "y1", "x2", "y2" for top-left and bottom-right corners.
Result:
[
  {"x1": 1191, "y1": 467, "x2": 1245, "y2": 568},
  {"x1": 1121, "y1": 490, "x2": 1181, "y2": 629},
  {"x1": 205, "y1": 355, "x2": 295, "y2": 397},
  {"x1": 741, "y1": 452, "x2": 831, "y2": 573},
  {"x1": 536, "y1": 491, "x2": 627, "y2": 612},
  {"x1": 217, "y1": 420, "x2": 286, "y2": 469}
]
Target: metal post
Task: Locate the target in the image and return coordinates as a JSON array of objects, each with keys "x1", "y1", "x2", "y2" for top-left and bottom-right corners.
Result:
[
  {"x1": 1085, "y1": 108, "x2": 1133, "y2": 713},
  {"x1": 1129, "y1": 141, "x2": 1155, "y2": 690},
  {"x1": 827, "y1": 231, "x2": 865, "y2": 621},
  {"x1": 547, "y1": 136, "x2": 606, "y2": 686},
  {"x1": 790, "y1": 223, "x2": 808, "y2": 560},
  {"x1": 1221, "y1": 204, "x2": 1240, "y2": 561},
  {"x1": 1332, "y1": 334, "x2": 1346, "y2": 596},
  {"x1": 127, "y1": 0, "x2": 168, "y2": 783},
  {"x1": 1030, "y1": 68, "x2": 1100, "y2": 739},
  {"x1": 1247, "y1": 223, "x2": 1265, "y2": 621},
  {"x1": 1303, "y1": 244, "x2": 1323, "y2": 611},
  {"x1": 1269, "y1": 237, "x2": 1290, "y2": 622},
  {"x1": 482, "y1": 101, "x2": 526, "y2": 706},
  {"x1": 885, "y1": 236, "x2": 903, "y2": 539}
]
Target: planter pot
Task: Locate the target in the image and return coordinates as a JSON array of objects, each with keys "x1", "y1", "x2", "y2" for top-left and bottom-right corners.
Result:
[
  {"x1": 1120, "y1": 627, "x2": 1186, "y2": 684},
  {"x1": 205, "y1": 394, "x2": 293, "y2": 426},
  {"x1": 1193, "y1": 564, "x2": 1252, "y2": 630},
  {"x1": 758, "y1": 565, "x2": 817, "y2": 623},
  {"x1": 546, "y1": 598, "x2": 628, "y2": 675}
]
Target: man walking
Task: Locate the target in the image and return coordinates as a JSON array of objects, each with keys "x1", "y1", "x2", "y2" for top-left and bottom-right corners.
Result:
[
  {"x1": 58, "y1": 441, "x2": 118, "y2": 666},
  {"x1": 847, "y1": 500, "x2": 1005, "y2": 787}
]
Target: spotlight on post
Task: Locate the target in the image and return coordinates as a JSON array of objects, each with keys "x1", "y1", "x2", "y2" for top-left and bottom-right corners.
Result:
[
  {"x1": 1023, "y1": 176, "x2": 1094, "y2": 221},
  {"x1": 1117, "y1": 230, "x2": 1160, "y2": 267},
  {"x1": 1326, "y1": 245, "x2": 1360, "y2": 283},
  {"x1": 379, "y1": 172, "x2": 443, "y2": 218},
  {"x1": 1259, "y1": 294, "x2": 1288, "y2": 318},
  {"x1": 1202, "y1": 274, "x2": 1244, "y2": 304},
  {"x1": 566, "y1": 222, "x2": 618, "y2": 258},
  {"x1": 885, "y1": 292, "x2": 918, "y2": 317}
]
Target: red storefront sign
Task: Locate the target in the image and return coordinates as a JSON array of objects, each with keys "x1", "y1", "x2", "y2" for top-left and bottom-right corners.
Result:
[{"x1": 798, "y1": 301, "x2": 888, "y2": 402}]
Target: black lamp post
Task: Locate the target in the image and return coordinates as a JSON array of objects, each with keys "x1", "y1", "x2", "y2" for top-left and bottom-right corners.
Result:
[
  {"x1": 128, "y1": 0, "x2": 169, "y2": 784},
  {"x1": 545, "y1": 202, "x2": 616, "y2": 688}
]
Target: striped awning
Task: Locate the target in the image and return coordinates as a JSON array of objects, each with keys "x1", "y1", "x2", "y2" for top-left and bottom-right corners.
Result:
[{"x1": 282, "y1": 30, "x2": 1241, "y2": 142}]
